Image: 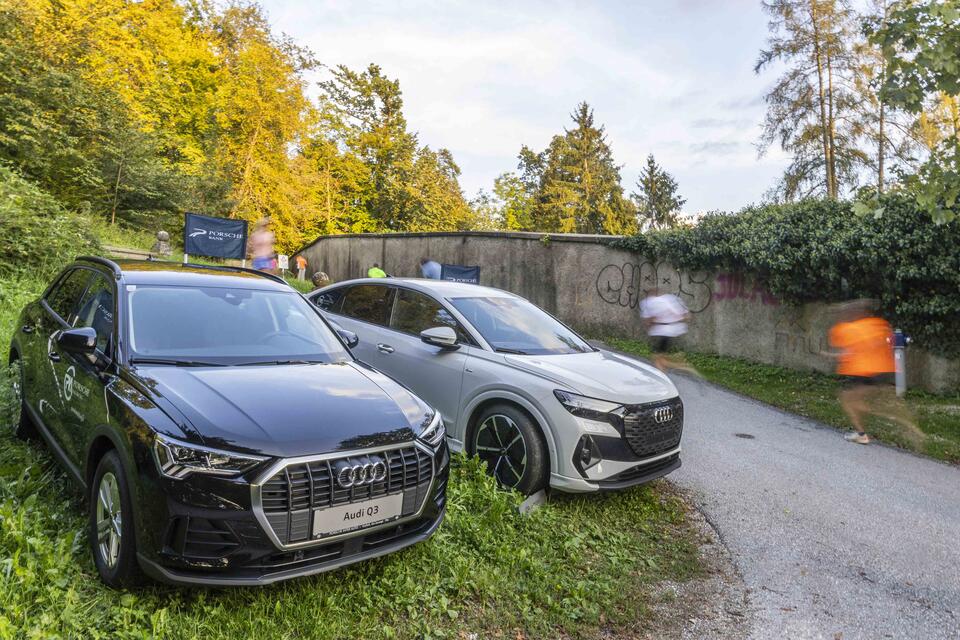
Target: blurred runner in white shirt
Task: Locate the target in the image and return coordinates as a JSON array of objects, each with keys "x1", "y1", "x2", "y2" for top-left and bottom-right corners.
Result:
[{"x1": 639, "y1": 288, "x2": 698, "y2": 375}]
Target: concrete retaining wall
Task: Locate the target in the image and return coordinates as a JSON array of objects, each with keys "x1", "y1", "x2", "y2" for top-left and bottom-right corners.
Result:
[{"x1": 295, "y1": 231, "x2": 959, "y2": 393}]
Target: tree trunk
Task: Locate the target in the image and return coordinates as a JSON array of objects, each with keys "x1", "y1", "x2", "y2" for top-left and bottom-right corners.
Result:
[
  {"x1": 809, "y1": 1, "x2": 835, "y2": 198},
  {"x1": 827, "y1": 52, "x2": 837, "y2": 198},
  {"x1": 325, "y1": 158, "x2": 333, "y2": 234},
  {"x1": 878, "y1": 99, "x2": 886, "y2": 193},
  {"x1": 111, "y1": 158, "x2": 124, "y2": 226}
]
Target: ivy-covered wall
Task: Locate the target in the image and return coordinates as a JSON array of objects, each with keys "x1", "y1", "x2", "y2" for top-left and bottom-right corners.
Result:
[{"x1": 612, "y1": 196, "x2": 960, "y2": 359}]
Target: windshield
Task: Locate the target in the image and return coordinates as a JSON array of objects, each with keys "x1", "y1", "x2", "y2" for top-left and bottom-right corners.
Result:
[
  {"x1": 126, "y1": 285, "x2": 350, "y2": 364},
  {"x1": 449, "y1": 296, "x2": 593, "y2": 355}
]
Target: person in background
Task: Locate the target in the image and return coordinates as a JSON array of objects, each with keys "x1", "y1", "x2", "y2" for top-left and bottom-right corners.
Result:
[
  {"x1": 251, "y1": 218, "x2": 276, "y2": 273},
  {"x1": 295, "y1": 254, "x2": 307, "y2": 281},
  {"x1": 311, "y1": 271, "x2": 330, "y2": 290},
  {"x1": 367, "y1": 263, "x2": 387, "y2": 278},
  {"x1": 639, "y1": 287, "x2": 698, "y2": 376},
  {"x1": 828, "y1": 299, "x2": 923, "y2": 445},
  {"x1": 419, "y1": 256, "x2": 442, "y2": 279}
]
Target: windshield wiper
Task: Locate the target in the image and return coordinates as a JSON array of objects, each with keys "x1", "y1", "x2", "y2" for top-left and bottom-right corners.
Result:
[
  {"x1": 129, "y1": 358, "x2": 226, "y2": 367},
  {"x1": 234, "y1": 359, "x2": 325, "y2": 366},
  {"x1": 493, "y1": 347, "x2": 530, "y2": 355}
]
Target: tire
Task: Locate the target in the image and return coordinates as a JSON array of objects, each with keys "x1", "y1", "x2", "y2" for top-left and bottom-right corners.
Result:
[
  {"x1": 470, "y1": 403, "x2": 548, "y2": 495},
  {"x1": 88, "y1": 450, "x2": 143, "y2": 588},
  {"x1": 9, "y1": 357, "x2": 37, "y2": 439}
]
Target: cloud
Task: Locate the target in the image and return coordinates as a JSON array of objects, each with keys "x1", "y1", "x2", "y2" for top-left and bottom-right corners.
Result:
[
  {"x1": 260, "y1": 0, "x2": 788, "y2": 214},
  {"x1": 690, "y1": 141, "x2": 745, "y2": 155}
]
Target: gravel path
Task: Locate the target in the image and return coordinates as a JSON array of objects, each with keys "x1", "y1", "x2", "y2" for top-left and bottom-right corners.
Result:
[{"x1": 667, "y1": 373, "x2": 960, "y2": 640}]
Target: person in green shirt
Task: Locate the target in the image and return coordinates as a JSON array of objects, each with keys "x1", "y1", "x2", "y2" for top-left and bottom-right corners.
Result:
[{"x1": 367, "y1": 263, "x2": 387, "y2": 278}]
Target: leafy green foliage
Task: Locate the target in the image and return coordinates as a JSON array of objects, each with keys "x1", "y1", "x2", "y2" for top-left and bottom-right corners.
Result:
[
  {"x1": 605, "y1": 336, "x2": 960, "y2": 463},
  {"x1": 631, "y1": 154, "x2": 686, "y2": 230},
  {"x1": 866, "y1": 0, "x2": 960, "y2": 223},
  {"x1": 612, "y1": 196, "x2": 960, "y2": 355},
  {"x1": 0, "y1": 165, "x2": 98, "y2": 278}
]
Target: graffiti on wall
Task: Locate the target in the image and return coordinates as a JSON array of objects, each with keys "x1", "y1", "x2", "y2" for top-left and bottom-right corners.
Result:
[
  {"x1": 774, "y1": 316, "x2": 827, "y2": 358},
  {"x1": 595, "y1": 262, "x2": 782, "y2": 316},
  {"x1": 715, "y1": 272, "x2": 779, "y2": 306},
  {"x1": 596, "y1": 261, "x2": 713, "y2": 312}
]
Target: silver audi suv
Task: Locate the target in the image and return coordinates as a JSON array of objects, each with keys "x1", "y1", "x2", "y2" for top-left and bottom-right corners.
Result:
[{"x1": 309, "y1": 278, "x2": 682, "y2": 494}]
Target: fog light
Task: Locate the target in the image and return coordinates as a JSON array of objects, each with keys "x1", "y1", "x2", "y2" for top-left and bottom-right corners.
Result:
[{"x1": 574, "y1": 435, "x2": 602, "y2": 476}]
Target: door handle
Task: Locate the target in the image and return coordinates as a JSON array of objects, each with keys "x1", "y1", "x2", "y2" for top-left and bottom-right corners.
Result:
[
  {"x1": 376, "y1": 343, "x2": 395, "y2": 354},
  {"x1": 48, "y1": 352, "x2": 61, "y2": 362},
  {"x1": 21, "y1": 325, "x2": 34, "y2": 334}
]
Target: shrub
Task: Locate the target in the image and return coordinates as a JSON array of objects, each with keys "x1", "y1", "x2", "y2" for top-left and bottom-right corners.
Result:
[
  {"x1": 612, "y1": 196, "x2": 960, "y2": 356},
  {"x1": 0, "y1": 164, "x2": 98, "y2": 278}
]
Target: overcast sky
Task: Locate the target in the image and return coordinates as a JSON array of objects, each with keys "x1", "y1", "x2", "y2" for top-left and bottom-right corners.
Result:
[{"x1": 259, "y1": 0, "x2": 790, "y2": 214}]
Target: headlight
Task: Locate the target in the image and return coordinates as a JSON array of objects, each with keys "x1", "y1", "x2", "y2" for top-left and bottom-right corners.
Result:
[
  {"x1": 417, "y1": 411, "x2": 445, "y2": 447},
  {"x1": 153, "y1": 434, "x2": 268, "y2": 479},
  {"x1": 553, "y1": 390, "x2": 623, "y2": 422}
]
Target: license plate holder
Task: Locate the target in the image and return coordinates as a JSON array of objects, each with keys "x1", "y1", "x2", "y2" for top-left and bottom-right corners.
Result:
[{"x1": 312, "y1": 492, "x2": 404, "y2": 539}]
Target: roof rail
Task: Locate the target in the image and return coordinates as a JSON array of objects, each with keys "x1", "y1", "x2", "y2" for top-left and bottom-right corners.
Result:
[
  {"x1": 181, "y1": 262, "x2": 288, "y2": 286},
  {"x1": 76, "y1": 255, "x2": 122, "y2": 279}
]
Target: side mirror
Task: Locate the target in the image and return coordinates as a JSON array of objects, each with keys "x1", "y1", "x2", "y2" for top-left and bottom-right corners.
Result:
[
  {"x1": 337, "y1": 329, "x2": 359, "y2": 349},
  {"x1": 56, "y1": 327, "x2": 97, "y2": 355},
  {"x1": 420, "y1": 326, "x2": 459, "y2": 350},
  {"x1": 326, "y1": 318, "x2": 359, "y2": 348}
]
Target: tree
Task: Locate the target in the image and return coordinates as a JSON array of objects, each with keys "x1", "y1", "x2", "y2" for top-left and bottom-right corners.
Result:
[
  {"x1": 851, "y1": 0, "x2": 923, "y2": 193},
  {"x1": 631, "y1": 155, "x2": 686, "y2": 230},
  {"x1": 756, "y1": 0, "x2": 865, "y2": 200},
  {"x1": 513, "y1": 103, "x2": 635, "y2": 234},
  {"x1": 865, "y1": 0, "x2": 960, "y2": 223},
  {"x1": 318, "y1": 63, "x2": 474, "y2": 233}
]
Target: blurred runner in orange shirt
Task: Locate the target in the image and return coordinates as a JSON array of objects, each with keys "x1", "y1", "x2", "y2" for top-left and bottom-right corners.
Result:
[{"x1": 828, "y1": 299, "x2": 922, "y2": 445}]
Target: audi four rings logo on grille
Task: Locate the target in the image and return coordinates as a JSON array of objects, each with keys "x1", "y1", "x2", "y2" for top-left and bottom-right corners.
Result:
[
  {"x1": 336, "y1": 459, "x2": 387, "y2": 488},
  {"x1": 654, "y1": 407, "x2": 674, "y2": 423}
]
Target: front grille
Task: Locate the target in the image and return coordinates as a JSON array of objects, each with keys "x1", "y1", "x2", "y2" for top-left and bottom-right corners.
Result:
[
  {"x1": 259, "y1": 445, "x2": 434, "y2": 547},
  {"x1": 621, "y1": 397, "x2": 683, "y2": 458}
]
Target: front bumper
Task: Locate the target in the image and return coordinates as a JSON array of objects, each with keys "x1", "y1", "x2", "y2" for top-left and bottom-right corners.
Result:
[
  {"x1": 136, "y1": 441, "x2": 449, "y2": 586},
  {"x1": 137, "y1": 506, "x2": 445, "y2": 586},
  {"x1": 547, "y1": 396, "x2": 684, "y2": 492}
]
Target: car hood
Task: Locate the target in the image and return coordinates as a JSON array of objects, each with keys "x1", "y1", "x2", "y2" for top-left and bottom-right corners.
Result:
[
  {"x1": 135, "y1": 361, "x2": 432, "y2": 458},
  {"x1": 504, "y1": 349, "x2": 677, "y2": 405}
]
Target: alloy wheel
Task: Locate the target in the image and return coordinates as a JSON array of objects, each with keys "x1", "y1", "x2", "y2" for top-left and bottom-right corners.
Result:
[
  {"x1": 475, "y1": 414, "x2": 527, "y2": 488},
  {"x1": 96, "y1": 472, "x2": 123, "y2": 569},
  {"x1": 10, "y1": 363, "x2": 22, "y2": 429}
]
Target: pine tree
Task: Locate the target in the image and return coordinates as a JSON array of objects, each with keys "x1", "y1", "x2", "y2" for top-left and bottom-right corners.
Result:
[
  {"x1": 631, "y1": 155, "x2": 686, "y2": 230},
  {"x1": 520, "y1": 103, "x2": 635, "y2": 234}
]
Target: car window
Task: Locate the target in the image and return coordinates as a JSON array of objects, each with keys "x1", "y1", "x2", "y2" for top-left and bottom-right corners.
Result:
[
  {"x1": 449, "y1": 296, "x2": 593, "y2": 355},
  {"x1": 74, "y1": 274, "x2": 115, "y2": 353},
  {"x1": 46, "y1": 269, "x2": 92, "y2": 324},
  {"x1": 312, "y1": 287, "x2": 346, "y2": 313},
  {"x1": 339, "y1": 285, "x2": 395, "y2": 326},
  {"x1": 391, "y1": 289, "x2": 471, "y2": 343},
  {"x1": 127, "y1": 285, "x2": 350, "y2": 364}
]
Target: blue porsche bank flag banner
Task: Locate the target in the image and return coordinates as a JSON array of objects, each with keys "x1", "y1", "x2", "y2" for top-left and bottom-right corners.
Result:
[
  {"x1": 183, "y1": 212, "x2": 248, "y2": 260},
  {"x1": 440, "y1": 264, "x2": 480, "y2": 284}
]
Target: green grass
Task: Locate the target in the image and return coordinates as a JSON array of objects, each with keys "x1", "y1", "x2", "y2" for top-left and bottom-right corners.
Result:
[
  {"x1": 604, "y1": 336, "x2": 960, "y2": 464},
  {"x1": 0, "y1": 433, "x2": 699, "y2": 639},
  {"x1": 0, "y1": 270, "x2": 702, "y2": 639}
]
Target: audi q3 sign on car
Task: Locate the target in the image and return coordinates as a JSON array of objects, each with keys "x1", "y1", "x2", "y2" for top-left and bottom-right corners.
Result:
[
  {"x1": 8, "y1": 258, "x2": 449, "y2": 587},
  {"x1": 309, "y1": 278, "x2": 683, "y2": 495}
]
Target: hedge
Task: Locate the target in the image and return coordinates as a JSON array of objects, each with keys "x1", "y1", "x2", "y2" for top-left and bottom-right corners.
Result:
[{"x1": 611, "y1": 196, "x2": 960, "y2": 357}]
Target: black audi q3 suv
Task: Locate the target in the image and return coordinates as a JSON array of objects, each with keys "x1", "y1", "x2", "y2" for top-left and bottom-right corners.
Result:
[{"x1": 8, "y1": 257, "x2": 449, "y2": 586}]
